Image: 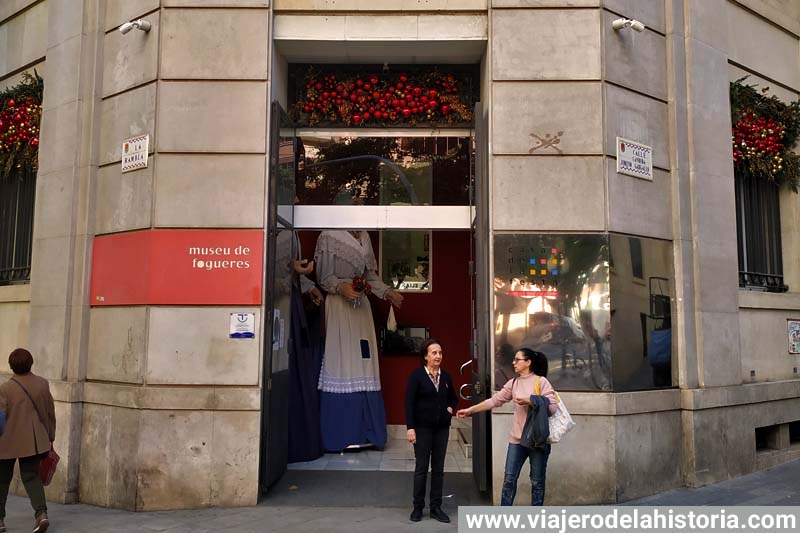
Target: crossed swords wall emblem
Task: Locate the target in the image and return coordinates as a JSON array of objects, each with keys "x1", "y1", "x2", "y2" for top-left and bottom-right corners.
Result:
[{"x1": 529, "y1": 131, "x2": 564, "y2": 154}]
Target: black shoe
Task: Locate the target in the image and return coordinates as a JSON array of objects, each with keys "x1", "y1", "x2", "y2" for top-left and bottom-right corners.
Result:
[
  {"x1": 410, "y1": 507, "x2": 423, "y2": 522},
  {"x1": 430, "y1": 508, "x2": 450, "y2": 523}
]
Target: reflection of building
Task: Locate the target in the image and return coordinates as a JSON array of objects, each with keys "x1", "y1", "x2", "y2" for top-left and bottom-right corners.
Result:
[{"x1": 2, "y1": 0, "x2": 800, "y2": 511}]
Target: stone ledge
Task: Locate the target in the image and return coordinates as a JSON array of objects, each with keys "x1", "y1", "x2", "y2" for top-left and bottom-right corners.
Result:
[
  {"x1": 681, "y1": 380, "x2": 800, "y2": 410},
  {"x1": 0, "y1": 284, "x2": 31, "y2": 303},
  {"x1": 83, "y1": 381, "x2": 261, "y2": 410},
  {"x1": 739, "y1": 290, "x2": 800, "y2": 311},
  {"x1": 494, "y1": 388, "x2": 681, "y2": 416},
  {"x1": 274, "y1": 14, "x2": 488, "y2": 41},
  {"x1": 273, "y1": 0, "x2": 486, "y2": 11}
]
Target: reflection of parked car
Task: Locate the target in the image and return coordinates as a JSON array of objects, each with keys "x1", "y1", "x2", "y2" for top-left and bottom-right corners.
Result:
[{"x1": 526, "y1": 312, "x2": 586, "y2": 345}]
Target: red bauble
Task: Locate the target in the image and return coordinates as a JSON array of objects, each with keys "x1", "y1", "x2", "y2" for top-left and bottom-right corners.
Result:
[
  {"x1": 428, "y1": 89, "x2": 438, "y2": 98},
  {"x1": 399, "y1": 74, "x2": 408, "y2": 82},
  {"x1": 353, "y1": 114, "x2": 362, "y2": 124},
  {"x1": 370, "y1": 76, "x2": 379, "y2": 85},
  {"x1": 7, "y1": 99, "x2": 14, "y2": 107},
  {"x1": 413, "y1": 87, "x2": 422, "y2": 97},
  {"x1": 362, "y1": 112, "x2": 371, "y2": 120},
  {"x1": 402, "y1": 108, "x2": 411, "y2": 118},
  {"x1": 442, "y1": 105, "x2": 451, "y2": 114}
]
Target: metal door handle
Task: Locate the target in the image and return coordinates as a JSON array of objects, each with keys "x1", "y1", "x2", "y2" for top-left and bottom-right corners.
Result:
[
  {"x1": 459, "y1": 359, "x2": 474, "y2": 375},
  {"x1": 459, "y1": 383, "x2": 473, "y2": 401}
]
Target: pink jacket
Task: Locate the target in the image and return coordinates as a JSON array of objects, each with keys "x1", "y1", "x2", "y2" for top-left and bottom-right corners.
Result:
[{"x1": 482, "y1": 373, "x2": 557, "y2": 444}]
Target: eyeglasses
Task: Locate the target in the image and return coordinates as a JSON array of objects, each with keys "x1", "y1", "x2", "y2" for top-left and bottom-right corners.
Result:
[{"x1": 513, "y1": 357, "x2": 528, "y2": 362}]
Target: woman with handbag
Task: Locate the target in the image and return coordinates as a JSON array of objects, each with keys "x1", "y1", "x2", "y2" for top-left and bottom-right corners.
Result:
[
  {"x1": 0, "y1": 348, "x2": 56, "y2": 533},
  {"x1": 457, "y1": 348, "x2": 556, "y2": 506},
  {"x1": 405, "y1": 339, "x2": 459, "y2": 523}
]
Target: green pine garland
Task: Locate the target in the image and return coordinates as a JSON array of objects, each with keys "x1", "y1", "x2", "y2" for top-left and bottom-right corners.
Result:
[
  {"x1": 0, "y1": 71, "x2": 43, "y2": 181},
  {"x1": 730, "y1": 77, "x2": 800, "y2": 192}
]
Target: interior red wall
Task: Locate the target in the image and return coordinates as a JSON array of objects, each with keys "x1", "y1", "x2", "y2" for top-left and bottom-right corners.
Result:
[{"x1": 298, "y1": 230, "x2": 472, "y2": 425}]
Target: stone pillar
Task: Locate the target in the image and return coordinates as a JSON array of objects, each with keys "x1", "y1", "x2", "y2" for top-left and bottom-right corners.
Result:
[
  {"x1": 26, "y1": 0, "x2": 105, "y2": 504},
  {"x1": 79, "y1": 1, "x2": 269, "y2": 510},
  {"x1": 489, "y1": 3, "x2": 605, "y2": 504}
]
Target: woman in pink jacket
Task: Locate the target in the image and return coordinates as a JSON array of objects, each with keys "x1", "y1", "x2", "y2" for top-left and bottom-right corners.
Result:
[{"x1": 457, "y1": 348, "x2": 557, "y2": 506}]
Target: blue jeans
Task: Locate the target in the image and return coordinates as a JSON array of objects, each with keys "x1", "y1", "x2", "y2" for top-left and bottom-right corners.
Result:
[{"x1": 501, "y1": 443, "x2": 550, "y2": 506}]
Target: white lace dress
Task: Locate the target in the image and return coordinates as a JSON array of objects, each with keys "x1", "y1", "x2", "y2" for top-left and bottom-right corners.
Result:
[{"x1": 314, "y1": 230, "x2": 390, "y2": 450}]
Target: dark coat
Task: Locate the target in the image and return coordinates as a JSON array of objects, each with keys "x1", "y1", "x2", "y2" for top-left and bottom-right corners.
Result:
[
  {"x1": 405, "y1": 367, "x2": 459, "y2": 430},
  {"x1": 520, "y1": 395, "x2": 550, "y2": 449},
  {"x1": 0, "y1": 373, "x2": 56, "y2": 459}
]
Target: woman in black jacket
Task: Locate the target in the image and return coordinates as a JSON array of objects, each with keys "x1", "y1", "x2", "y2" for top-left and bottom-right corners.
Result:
[{"x1": 405, "y1": 339, "x2": 459, "y2": 523}]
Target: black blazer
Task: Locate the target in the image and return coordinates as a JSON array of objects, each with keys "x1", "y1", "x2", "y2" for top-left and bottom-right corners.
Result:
[{"x1": 405, "y1": 367, "x2": 459, "y2": 430}]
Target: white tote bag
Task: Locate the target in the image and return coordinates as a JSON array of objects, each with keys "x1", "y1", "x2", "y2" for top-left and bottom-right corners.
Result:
[{"x1": 536, "y1": 377, "x2": 576, "y2": 443}]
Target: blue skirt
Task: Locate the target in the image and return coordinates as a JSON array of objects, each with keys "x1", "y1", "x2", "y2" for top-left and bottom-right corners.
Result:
[{"x1": 319, "y1": 391, "x2": 388, "y2": 451}]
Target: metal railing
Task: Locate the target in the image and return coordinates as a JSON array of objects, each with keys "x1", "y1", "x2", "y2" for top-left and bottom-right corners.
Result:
[
  {"x1": 735, "y1": 173, "x2": 787, "y2": 293},
  {"x1": 0, "y1": 168, "x2": 36, "y2": 285}
]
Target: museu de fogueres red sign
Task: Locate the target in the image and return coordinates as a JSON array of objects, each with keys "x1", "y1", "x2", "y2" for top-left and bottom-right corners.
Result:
[{"x1": 90, "y1": 229, "x2": 264, "y2": 306}]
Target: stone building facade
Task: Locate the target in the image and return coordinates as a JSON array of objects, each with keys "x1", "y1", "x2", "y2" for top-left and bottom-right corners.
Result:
[{"x1": 0, "y1": 0, "x2": 799, "y2": 510}]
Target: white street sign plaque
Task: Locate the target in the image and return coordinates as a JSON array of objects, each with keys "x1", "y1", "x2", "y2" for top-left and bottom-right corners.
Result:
[
  {"x1": 616, "y1": 137, "x2": 653, "y2": 181},
  {"x1": 121, "y1": 134, "x2": 149, "y2": 173}
]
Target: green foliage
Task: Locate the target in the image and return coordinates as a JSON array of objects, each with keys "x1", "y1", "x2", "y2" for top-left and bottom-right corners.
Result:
[
  {"x1": 0, "y1": 71, "x2": 43, "y2": 181},
  {"x1": 730, "y1": 77, "x2": 800, "y2": 192}
]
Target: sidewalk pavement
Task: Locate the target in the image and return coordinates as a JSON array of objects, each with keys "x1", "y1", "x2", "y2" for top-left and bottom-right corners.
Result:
[{"x1": 4, "y1": 459, "x2": 799, "y2": 532}]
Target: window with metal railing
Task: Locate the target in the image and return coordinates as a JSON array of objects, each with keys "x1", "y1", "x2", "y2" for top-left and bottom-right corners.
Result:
[
  {"x1": 0, "y1": 167, "x2": 36, "y2": 285},
  {"x1": 734, "y1": 173, "x2": 787, "y2": 292}
]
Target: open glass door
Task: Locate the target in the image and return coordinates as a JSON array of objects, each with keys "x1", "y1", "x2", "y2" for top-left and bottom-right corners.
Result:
[
  {"x1": 260, "y1": 102, "x2": 296, "y2": 491},
  {"x1": 465, "y1": 102, "x2": 491, "y2": 492}
]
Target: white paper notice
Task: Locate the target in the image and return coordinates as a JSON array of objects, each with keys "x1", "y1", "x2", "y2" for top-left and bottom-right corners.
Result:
[{"x1": 230, "y1": 313, "x2": 255, "y2": 339}]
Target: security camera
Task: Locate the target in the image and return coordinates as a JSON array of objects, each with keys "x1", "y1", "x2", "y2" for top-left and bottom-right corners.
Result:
[
  {"x1": 119, "y1": 19, "x2": 151, "y2": 34},
  {"x1": 612, "y1": 17, "x2": 646, "y2": 32}
]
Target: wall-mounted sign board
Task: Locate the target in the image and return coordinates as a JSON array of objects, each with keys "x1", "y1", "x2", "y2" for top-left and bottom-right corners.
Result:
[
  {"x1": 121, "y1": 134, "x2": 149, "y2": 173},
  {"x1": 616, "y1": 137, "x2": 653, "y2": 181},
  {"x1": 90, "y1": 229, "x2": 264, "y2": 306}
]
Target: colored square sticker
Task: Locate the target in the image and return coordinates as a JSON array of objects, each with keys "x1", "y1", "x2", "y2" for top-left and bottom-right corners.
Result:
[
  {"x1": 540, "y1": 259, "x2": 547, "y2": 265},
  {"x1": 540, "y1": 269, "x2": 547, "y2": 275},
  {"x1": 551, "y1": 248, "x2": 557, "y2": 254},
  {"x1": 552, "y1": 270, "x2": 558, "y2": 276},
  {"x1": 530, "y1": 269, "x2": 536, "y2": 275}
]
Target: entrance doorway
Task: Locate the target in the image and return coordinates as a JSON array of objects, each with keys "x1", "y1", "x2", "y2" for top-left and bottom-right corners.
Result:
[{"x1": 259, "y1": 104, "x2": 491, "y2": 506}]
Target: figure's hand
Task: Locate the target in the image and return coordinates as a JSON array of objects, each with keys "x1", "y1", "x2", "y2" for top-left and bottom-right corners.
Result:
[
  {"x1": 294, "y1": 259, "x2": 314, "y2": 275},
  {"x1": 513, "y1": 397, "x2": 532, "y2": 406},
  {"x1": 456, "y1": 408, "x2": 471, "y2": 418},
  {"x1": 447, "y1": 407, "x2": 454, "y2": 415},
  {"x1": 407, "y1": 429, "x2": 417, "y2": 444},
  {"x1": 338, "y1": 282, "x2": 363, "y2": 300},
  {"x1": 309, "y1": 287, "x2": 323, "y2": 306},
  {"x1": 386, "y1": 289, "x2": 404, "y2": 308}
]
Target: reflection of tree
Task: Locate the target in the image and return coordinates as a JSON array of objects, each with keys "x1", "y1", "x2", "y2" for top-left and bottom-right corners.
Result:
[
  {"x1": 557, "y1": 236, "x2": 608, "y2": 319},
  {"x1": 297, "y1": 137, "x2": 471, "y2": 205}
]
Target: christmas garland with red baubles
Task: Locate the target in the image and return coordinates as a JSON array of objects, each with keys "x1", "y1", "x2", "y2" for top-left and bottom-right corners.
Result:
[
  {"x1": 731, "y1": 78, "x2": 799, "y2": 192},
  {"x1": 292, "y1": 67, "x2": 474, "y2": 127},
  {"x1": 0, "y1": 72, "x2": 42, "y2": 182}
]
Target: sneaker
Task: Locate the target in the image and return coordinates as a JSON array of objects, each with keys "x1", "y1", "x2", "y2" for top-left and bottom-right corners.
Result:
[
  {"x1": 430, "y1": 507, "x2": 451, "y2": 523},
  {"x1": 0, "y1": 518, "x2": 6, "y2": 532},
  {"x1": 410, "y1": 507, "x2": 423, "y2": 522},
  {"x1": 33, "y1": 511, "x2": 49, "y2": 533}
]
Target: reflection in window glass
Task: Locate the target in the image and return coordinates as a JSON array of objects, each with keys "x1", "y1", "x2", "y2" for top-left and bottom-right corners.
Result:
[
  {"x1": 295, "y1": 136, "x2": 471, "y2": 206},
  {"x1": 380, "y1": 231, "x2": 431, "y2": 292},
  {"x1": 493, "y1": 235, "x2": 611, "y2": 392},
  {"x1": 609, "y1": 235, "x2": 675, "y2": 391}
]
